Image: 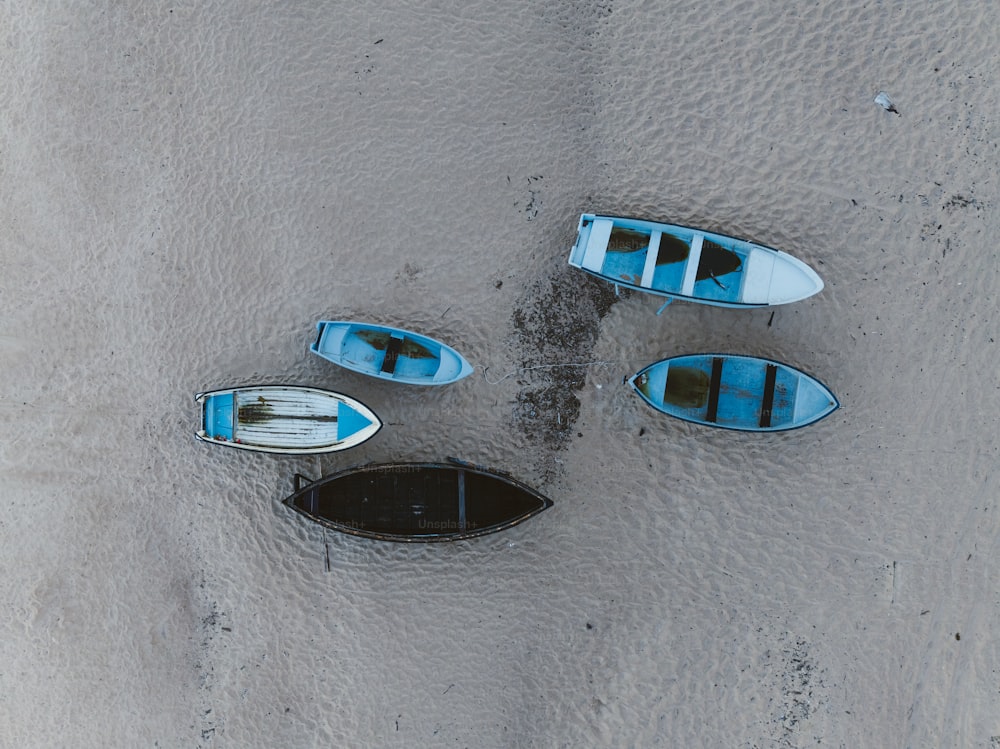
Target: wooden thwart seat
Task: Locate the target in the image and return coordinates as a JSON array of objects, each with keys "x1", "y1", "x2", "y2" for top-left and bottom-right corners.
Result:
[
  {"x1": 639, "y1": 231, "x2": 662, "y2": 287},
  {"x1": 706, "y1": 357, "x2": 723, "y2": 423},
  {"x1": 759, "y1": 364, "x2": 778, "y2": 428},
  {"x1": 381, "y1": 335, "x2": 403, "y2": 374}
]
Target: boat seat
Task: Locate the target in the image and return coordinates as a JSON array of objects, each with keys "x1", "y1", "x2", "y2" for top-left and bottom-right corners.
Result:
[
  {"x1": 381, "y1": 335, "x2": 403, "y2": 375},
  {"x1": 581, "y1": 219, "x2": 614, "y2": 271},
  {"x1": 705, "y1": 357, "x2": 723, "y2": 423},
  {"x1": 680, "y1": 234, "x2": 704, "y2": 296},
  {"x1": 759, "y1": 364, "x2": 778, "y2": 428},
  {"x1": 639, "y1": 231, "x2": 662, "y2": 287}
]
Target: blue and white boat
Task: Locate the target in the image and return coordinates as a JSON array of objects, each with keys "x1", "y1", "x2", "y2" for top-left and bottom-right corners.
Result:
[
  {"x1": 630, "y1": 354, "x2": 838, "y2": 431},
  {"x1": 569, "y1": 214, "x2": 823, "y2": 308},
  {"x1": 195, "y1": 385, "x2": 381, "y2": 454},
  {"x1": 311, "y1": 321, "x2": 473, "y2": 385}
]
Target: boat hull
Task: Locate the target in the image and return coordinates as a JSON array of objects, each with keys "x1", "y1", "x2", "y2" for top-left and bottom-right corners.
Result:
[
  {"x1": 195, "y1": 385, "x2": 381, "y2": 454},
  {"x1": 311, "y1": 321, "x2": 474, "y2": 385},
  {"x1": 630, "y1": 354, "x2": 838, "y2": 431},
  {"x1": 283, "y1": 461, "x2": 553, "y2": 542},
  {"x1": 568, "y1": 214, "x2": 823, "y2": 308}
]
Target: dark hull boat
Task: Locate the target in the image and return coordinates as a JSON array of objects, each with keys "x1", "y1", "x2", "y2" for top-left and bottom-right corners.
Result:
[{"x1": 283, "y1": 461, "x2": 553, "y2": 542}]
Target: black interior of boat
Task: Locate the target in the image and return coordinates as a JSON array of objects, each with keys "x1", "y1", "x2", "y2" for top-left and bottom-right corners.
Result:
[
  {"x1": 293, "y1": 465, "x2": 548, "y2": 539},
  {"x1": 696, "y1": 240, "x2": 742, "y2": 281},
  {"x1": 607, "y1": 227, "x2": 650, "y2": 253},
  {"x1": 655, "y1": 233, "x2": 691, "y2": 265},
  {"x1": 663, "y1": 366, "x2": 710, "y2": 409}
]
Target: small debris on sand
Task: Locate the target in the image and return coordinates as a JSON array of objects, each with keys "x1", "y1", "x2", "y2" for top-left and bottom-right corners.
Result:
[{"x1": 874, "y1": 91, "x2": 899, "y2": 115}]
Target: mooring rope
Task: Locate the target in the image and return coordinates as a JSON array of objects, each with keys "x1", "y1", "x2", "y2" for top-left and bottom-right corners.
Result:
[{"x1": 481, "y1": 360, "x2": 639, "y2": 385}]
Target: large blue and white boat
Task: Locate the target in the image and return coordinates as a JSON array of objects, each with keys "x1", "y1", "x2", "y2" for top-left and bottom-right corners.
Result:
[{"x1": 569, "y1": 214, "x2": 823, "y2": 308}]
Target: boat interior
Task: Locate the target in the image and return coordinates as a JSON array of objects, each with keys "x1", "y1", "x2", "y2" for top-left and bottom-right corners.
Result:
[
  {"x1": 297, "y1": 467, "x2": 544, "y2": 538},
  {"x1": 344, "y1": 329, "x2": 442, "y2": 380},
  {"x1": 583, "y1": 218, "x2": 748, "y2": 303},
  {"x1": 640, "y1": 357, "x2": 802, "y2": 429}
]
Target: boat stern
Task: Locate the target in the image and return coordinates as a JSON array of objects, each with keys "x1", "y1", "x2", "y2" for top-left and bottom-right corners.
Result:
[
  {"x1": 311, "y1": 320, "x2": 349, "y2": 357},
  {"x1": 568, "y1": 213, "x2": 595, "y2": 268},
  {"x1": 568, "y1": 214, "x2": 614, "y2": 273},
  {"x1": 196, "y1": 391, "x2": 235, "y2": 443}
]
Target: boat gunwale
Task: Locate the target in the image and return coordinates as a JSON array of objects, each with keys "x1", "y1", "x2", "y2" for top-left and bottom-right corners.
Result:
[{"x1": 577, "y1": 212, "x2": 785, "y2": 254}]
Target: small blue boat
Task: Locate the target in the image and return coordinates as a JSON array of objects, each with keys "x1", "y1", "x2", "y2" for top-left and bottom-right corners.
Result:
[
  {"x1": 195, "y1": 385, "x2": 381, "y2": 453},
  {"x1": 569, "y1": 214, "x2": 823, "y2": 308},
  {"x1": 311, "y1": 321, "x2": 474, "y2": 385},
  {"x1": 630, "y1": 354, "x2": 838, "y2": 431}
]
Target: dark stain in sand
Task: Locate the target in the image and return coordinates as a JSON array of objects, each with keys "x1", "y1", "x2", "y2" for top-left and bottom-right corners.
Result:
[{"x1": 509, "y1": 269, "x2": 621, "y2": 455}]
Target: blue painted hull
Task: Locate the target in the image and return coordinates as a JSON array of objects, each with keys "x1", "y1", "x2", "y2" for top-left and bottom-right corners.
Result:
[
  {"x1": 568, "y1": 214, "x2": 824, "y2": 308},
  {"x1": 310, "y1": 321, "x2": 474, "y2": 385},
  {"x1": 630, "y1": 354, "x2": 838, "y2": 431}
]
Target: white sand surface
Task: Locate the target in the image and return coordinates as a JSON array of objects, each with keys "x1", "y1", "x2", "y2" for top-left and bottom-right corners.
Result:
[{"x1": 2, "y1": 2, "x2": 999, "y2": 747}]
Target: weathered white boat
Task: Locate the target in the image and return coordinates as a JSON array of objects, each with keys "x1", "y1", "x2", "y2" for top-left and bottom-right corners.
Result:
[
  {"x1": 568, "y1": 214, "x2": 823, "y2": 308},
  {"x1": 195, "y1": 385, "x2": 381, "y2": 454}
]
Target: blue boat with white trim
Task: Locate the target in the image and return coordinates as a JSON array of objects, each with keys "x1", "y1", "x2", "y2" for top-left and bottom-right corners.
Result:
[
  {"x1": 630, "y1": 354, "x2": 838, "y2": 431},
  {"x1": 569, "y1": 214, "x2": 823, "y2": 308},
  {"x1": 311, "y1": 321, "x2": 473, "y2": 385}
]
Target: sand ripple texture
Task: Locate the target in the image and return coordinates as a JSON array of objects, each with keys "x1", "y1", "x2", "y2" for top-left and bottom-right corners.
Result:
[{"x1": 2, "y1": 1, "x2": 1000, "y2": 747}]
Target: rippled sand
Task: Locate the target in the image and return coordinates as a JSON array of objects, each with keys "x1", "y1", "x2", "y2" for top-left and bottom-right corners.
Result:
[{"x1": 2, "y1": 2, "x2": 999, "y2": 746}]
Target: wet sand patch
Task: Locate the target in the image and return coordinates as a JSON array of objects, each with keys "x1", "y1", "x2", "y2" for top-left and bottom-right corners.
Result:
[{"x1": 509, "y1": 268, "x2": 622, "y2": 461}]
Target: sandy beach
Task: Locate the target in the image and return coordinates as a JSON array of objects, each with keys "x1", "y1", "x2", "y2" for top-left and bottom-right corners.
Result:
[{"x1": 2, "y1": 2, "x2": 999, "y2": 746}]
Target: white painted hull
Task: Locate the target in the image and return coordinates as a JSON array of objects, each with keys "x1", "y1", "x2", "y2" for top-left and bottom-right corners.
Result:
[{"x1": 195, "y1": 385, "x2": 381, "y2": 454}]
